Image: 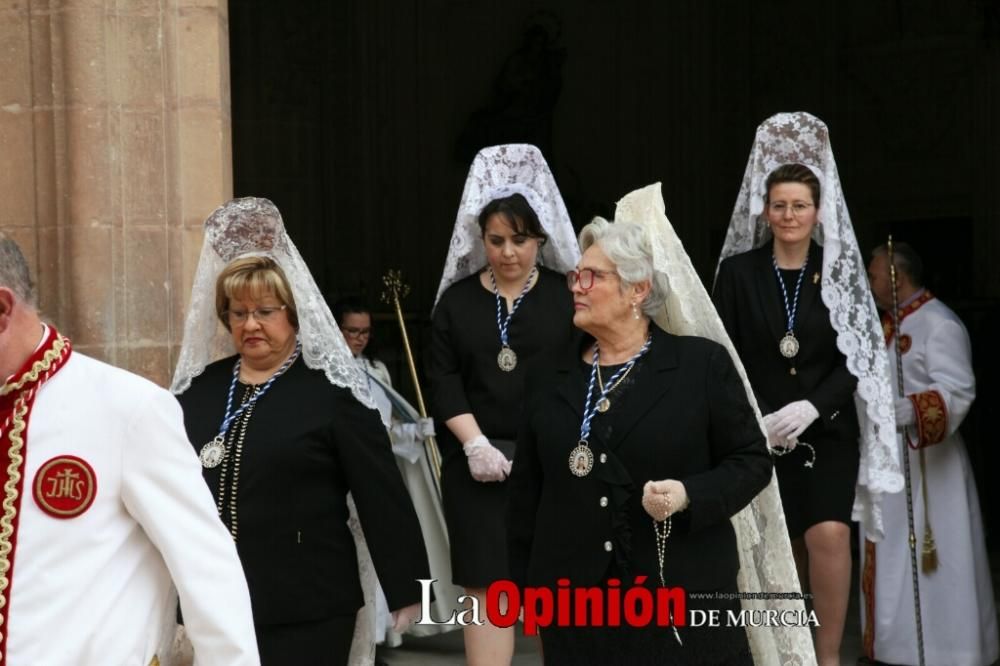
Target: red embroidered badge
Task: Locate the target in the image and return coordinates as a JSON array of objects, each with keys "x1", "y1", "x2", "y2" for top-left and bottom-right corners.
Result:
[
  {"x1": 32, "y1": 455, "x2": 97, "y2": 518},
  {"x1": 898, "y1": 334, "x2": 912, "y2": 353}
]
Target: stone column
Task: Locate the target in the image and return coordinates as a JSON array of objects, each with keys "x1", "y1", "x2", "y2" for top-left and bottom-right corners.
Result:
[{"x1": 0, "y1": 0, "x2": 231, "y2": 387}]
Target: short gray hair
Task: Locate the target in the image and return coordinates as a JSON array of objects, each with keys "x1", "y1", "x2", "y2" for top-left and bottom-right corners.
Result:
[
  {"x1": 0, "y1": 233, "x2": 37, "y2": 306},
  {"x1": 578, "y1": 217, "x2": 669, "y2": 317},
  {"x1": 871, "y1": 242, "x2": 924, "y2": 287}
]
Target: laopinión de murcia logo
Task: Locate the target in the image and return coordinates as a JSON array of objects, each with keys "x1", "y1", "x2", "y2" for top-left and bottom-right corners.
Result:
[{"x1": 414, "y1": 578, "x2": 819, "y2": 635}]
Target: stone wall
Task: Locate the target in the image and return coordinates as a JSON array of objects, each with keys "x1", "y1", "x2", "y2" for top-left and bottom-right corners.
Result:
[{"x1": 0, "y1": 0, "x2": 231, "y2": 387}]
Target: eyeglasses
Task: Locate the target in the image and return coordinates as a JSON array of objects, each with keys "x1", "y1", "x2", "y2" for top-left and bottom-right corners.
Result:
[
  {"x1": 566, "y1": 268, "x2": 617, "y2": 291},
  {"x1": 342, "y1": 327, "x2": 372, "y2": 338},
  {"x1": 767, "y1": 201, "x2": 815, "y2": 217},
  {"x1": 225, "y1": 304, "x2": 288, "y2": 325}
]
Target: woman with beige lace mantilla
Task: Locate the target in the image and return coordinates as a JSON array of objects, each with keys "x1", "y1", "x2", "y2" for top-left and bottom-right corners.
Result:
[{"x1": 507, "y1": 184, "x2": 775, "y2": 665}]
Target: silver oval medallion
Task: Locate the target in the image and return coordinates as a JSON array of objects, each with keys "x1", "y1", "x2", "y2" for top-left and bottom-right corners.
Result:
[
  {"x1": 569, "y1": 442, "x2": 595, "y2": 477},
  {"x1": 199, "y1": 436, "x2": 226, "y2": 469},
  {"x1": 497, "y1": 346, "x2": 518, "y2": 372},
  {"x1": 779, "y1": 333, "x2": 800, "y2": 359},
  {"x1": 596, "y1": 397, "x2": 611, "y2": 413}
]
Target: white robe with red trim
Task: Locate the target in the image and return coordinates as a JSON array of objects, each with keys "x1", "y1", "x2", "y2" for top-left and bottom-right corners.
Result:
[
  {"x1": 5, "y1": 351, "x2": 260, "y2": 665},
  {"x1": 861, "y1": 297, "x2": 999, "y2": 666}
]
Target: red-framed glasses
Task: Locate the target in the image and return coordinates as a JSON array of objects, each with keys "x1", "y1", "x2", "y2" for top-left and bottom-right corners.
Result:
[{"x1": 566, "y1": 268, "x2": 616, "y2": 291}]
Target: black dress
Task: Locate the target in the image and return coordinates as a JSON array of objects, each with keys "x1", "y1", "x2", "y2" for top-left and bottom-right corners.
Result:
[
  {"x1": 712, "y1": 241, "x2": 860, "y2": 538},
  {"x1": 177, "y1": 355, "x2": 429, "y2": 664},
  {"x1": 506, "y1": 326, "x2": 770, "y2": 664},
  {"x1": 428, "y1": 267, "x2": 575, "y2": 587}
]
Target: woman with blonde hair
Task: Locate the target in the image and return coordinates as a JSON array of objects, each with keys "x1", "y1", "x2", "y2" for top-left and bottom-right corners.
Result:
[{"x1": 172, "y1": 197, "x2": 429, "y2": 665}]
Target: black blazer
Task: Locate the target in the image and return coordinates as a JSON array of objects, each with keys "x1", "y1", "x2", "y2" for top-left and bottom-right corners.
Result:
[
  {"x1": 712, "y1": 242, "x2": 859, "y2": 443},
  {"x1": 506, "y1": 325, "x2": 771, "y2": 592},
  {"x1": 178, "y1": 356, "x2": 430, "y2": 626}
]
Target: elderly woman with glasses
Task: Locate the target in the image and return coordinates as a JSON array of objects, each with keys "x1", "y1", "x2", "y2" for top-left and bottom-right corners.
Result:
[
  {"x1": 173, "y1": 199, "x2": 429, "y2": 665},
  {"x1": 507, "y1": 204, "x2": 772, "y2": 664}
]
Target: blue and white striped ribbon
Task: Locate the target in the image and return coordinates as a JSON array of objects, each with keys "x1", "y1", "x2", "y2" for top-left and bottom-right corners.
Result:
[
  {"x1": 772, "y1": 255, "x2": 809, "y2": 333},
  {"x1": 490, "y1": 266, "x2": 537, "y2": 348},
  {"x1": 579, "y1": 335, "x2": 652, "y2": 443},
  {"x1": 215, "y1": 340, "x2": 301, "y2": 439}
]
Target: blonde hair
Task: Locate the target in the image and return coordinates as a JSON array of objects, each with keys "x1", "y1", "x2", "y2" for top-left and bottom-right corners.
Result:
[{"x1": 215, "y1": 256, "x2": 298, "y2": 330}]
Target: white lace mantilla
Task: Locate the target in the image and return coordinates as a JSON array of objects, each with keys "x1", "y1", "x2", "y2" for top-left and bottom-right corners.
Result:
[
  {"x1": 170, "y1": 197, "x2": 373, "y2": 409},
  {"x1": 433, "y1": 144, "x2": 580, "y2": 307},
  {"x1": 616, "y1": 184, "x2": 816, "y2": 665},
  {"x1": 716, "y1": 112, "x2": 902, "y2": 541}
]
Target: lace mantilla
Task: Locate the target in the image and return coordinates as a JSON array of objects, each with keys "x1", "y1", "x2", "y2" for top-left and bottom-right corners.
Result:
[
  {"x1": 170, "y1": 197, "x2": 373, "y2": 409},
  {"x1": 716, "y1": 112, "x2": 902, "y2": 541},
  {"x1": 433, "y1": 144, "x2": 580, "y2": 307},
  {"x1": 615, "y1": 184, "x2": 816, "y2": 666}
]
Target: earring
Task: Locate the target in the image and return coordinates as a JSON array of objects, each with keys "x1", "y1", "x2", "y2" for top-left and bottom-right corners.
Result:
[{"x1": 632, "y1": 302, "x2": 640, "y2": 320}]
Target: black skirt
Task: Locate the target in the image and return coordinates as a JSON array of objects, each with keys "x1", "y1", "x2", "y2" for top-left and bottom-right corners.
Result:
[
  {"x1": 440, "y1": 445, "x2": 511, "y2": 587},
  {"x1": 256, "y1": 614, "x2": 357, "y2": 665},
  {"x1": 774, "y1": 432, "x2": 859, "y2": 538}
]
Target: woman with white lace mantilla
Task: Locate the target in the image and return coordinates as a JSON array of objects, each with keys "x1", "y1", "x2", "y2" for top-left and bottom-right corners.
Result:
[
  {"x1": 507, "y1": 184, "x2": 773, "y2": 665},
  {"x1": 171, "y1": 198, "x2": 430, "y2": 665},
  {"x1": 713, "y1": 113, "x2": 900, "y2": 666},
  {"x1": 428, "y1": 144, "x2": 579, "y2": 664}
]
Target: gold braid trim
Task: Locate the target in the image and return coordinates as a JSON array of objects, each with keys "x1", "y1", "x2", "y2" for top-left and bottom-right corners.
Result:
[
  {"x1": 0, "y1": 335, "x2": 69, "y2": 660},
  {"x1": 0, "y1": 335, "x2": 68, "y2": 397},
  {"x1": 919, "y1": 448, "x2": 938, "y2": 573}
]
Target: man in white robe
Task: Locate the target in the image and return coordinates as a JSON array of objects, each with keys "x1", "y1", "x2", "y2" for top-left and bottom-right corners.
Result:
[
  {"x1": 0, "y1": 234, "x2": 259, "y2": 664},
  {"x1": 861, "y1": 242, "x2": 998, "y2": 666}
]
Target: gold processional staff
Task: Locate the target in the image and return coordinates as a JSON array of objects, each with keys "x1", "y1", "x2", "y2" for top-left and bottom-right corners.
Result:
[{"x1": 380, "y1": 269, "x2": 443, "y2": 488}]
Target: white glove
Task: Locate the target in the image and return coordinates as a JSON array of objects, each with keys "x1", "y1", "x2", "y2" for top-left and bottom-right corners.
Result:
[
  {"x1": 417, "y1": 417, "x2": 436, "y2": 438},
  {"x1": 641, "y1": 479, "x2": 689, "y2": 521},
  {"x1": 464, "y1": 435, "x2": 512, "y2": 482},
  {"x1": 894, "y1": 397, "x2": 915, "y2": 427},
  {"x1": 768, "y1": 400, "x2": 820, "y2": 440},
  {"x1": 391, "y1": 602, "x2": 422, "y2": 633},
  {"x1": 761, "y1": 413, "x2": 797, "y2": 450}
]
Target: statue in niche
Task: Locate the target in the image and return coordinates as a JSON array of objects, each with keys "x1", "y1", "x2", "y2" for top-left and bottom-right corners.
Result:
[{"x1": 455, "y1": 12, "x2": 567, "y2": 164}]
